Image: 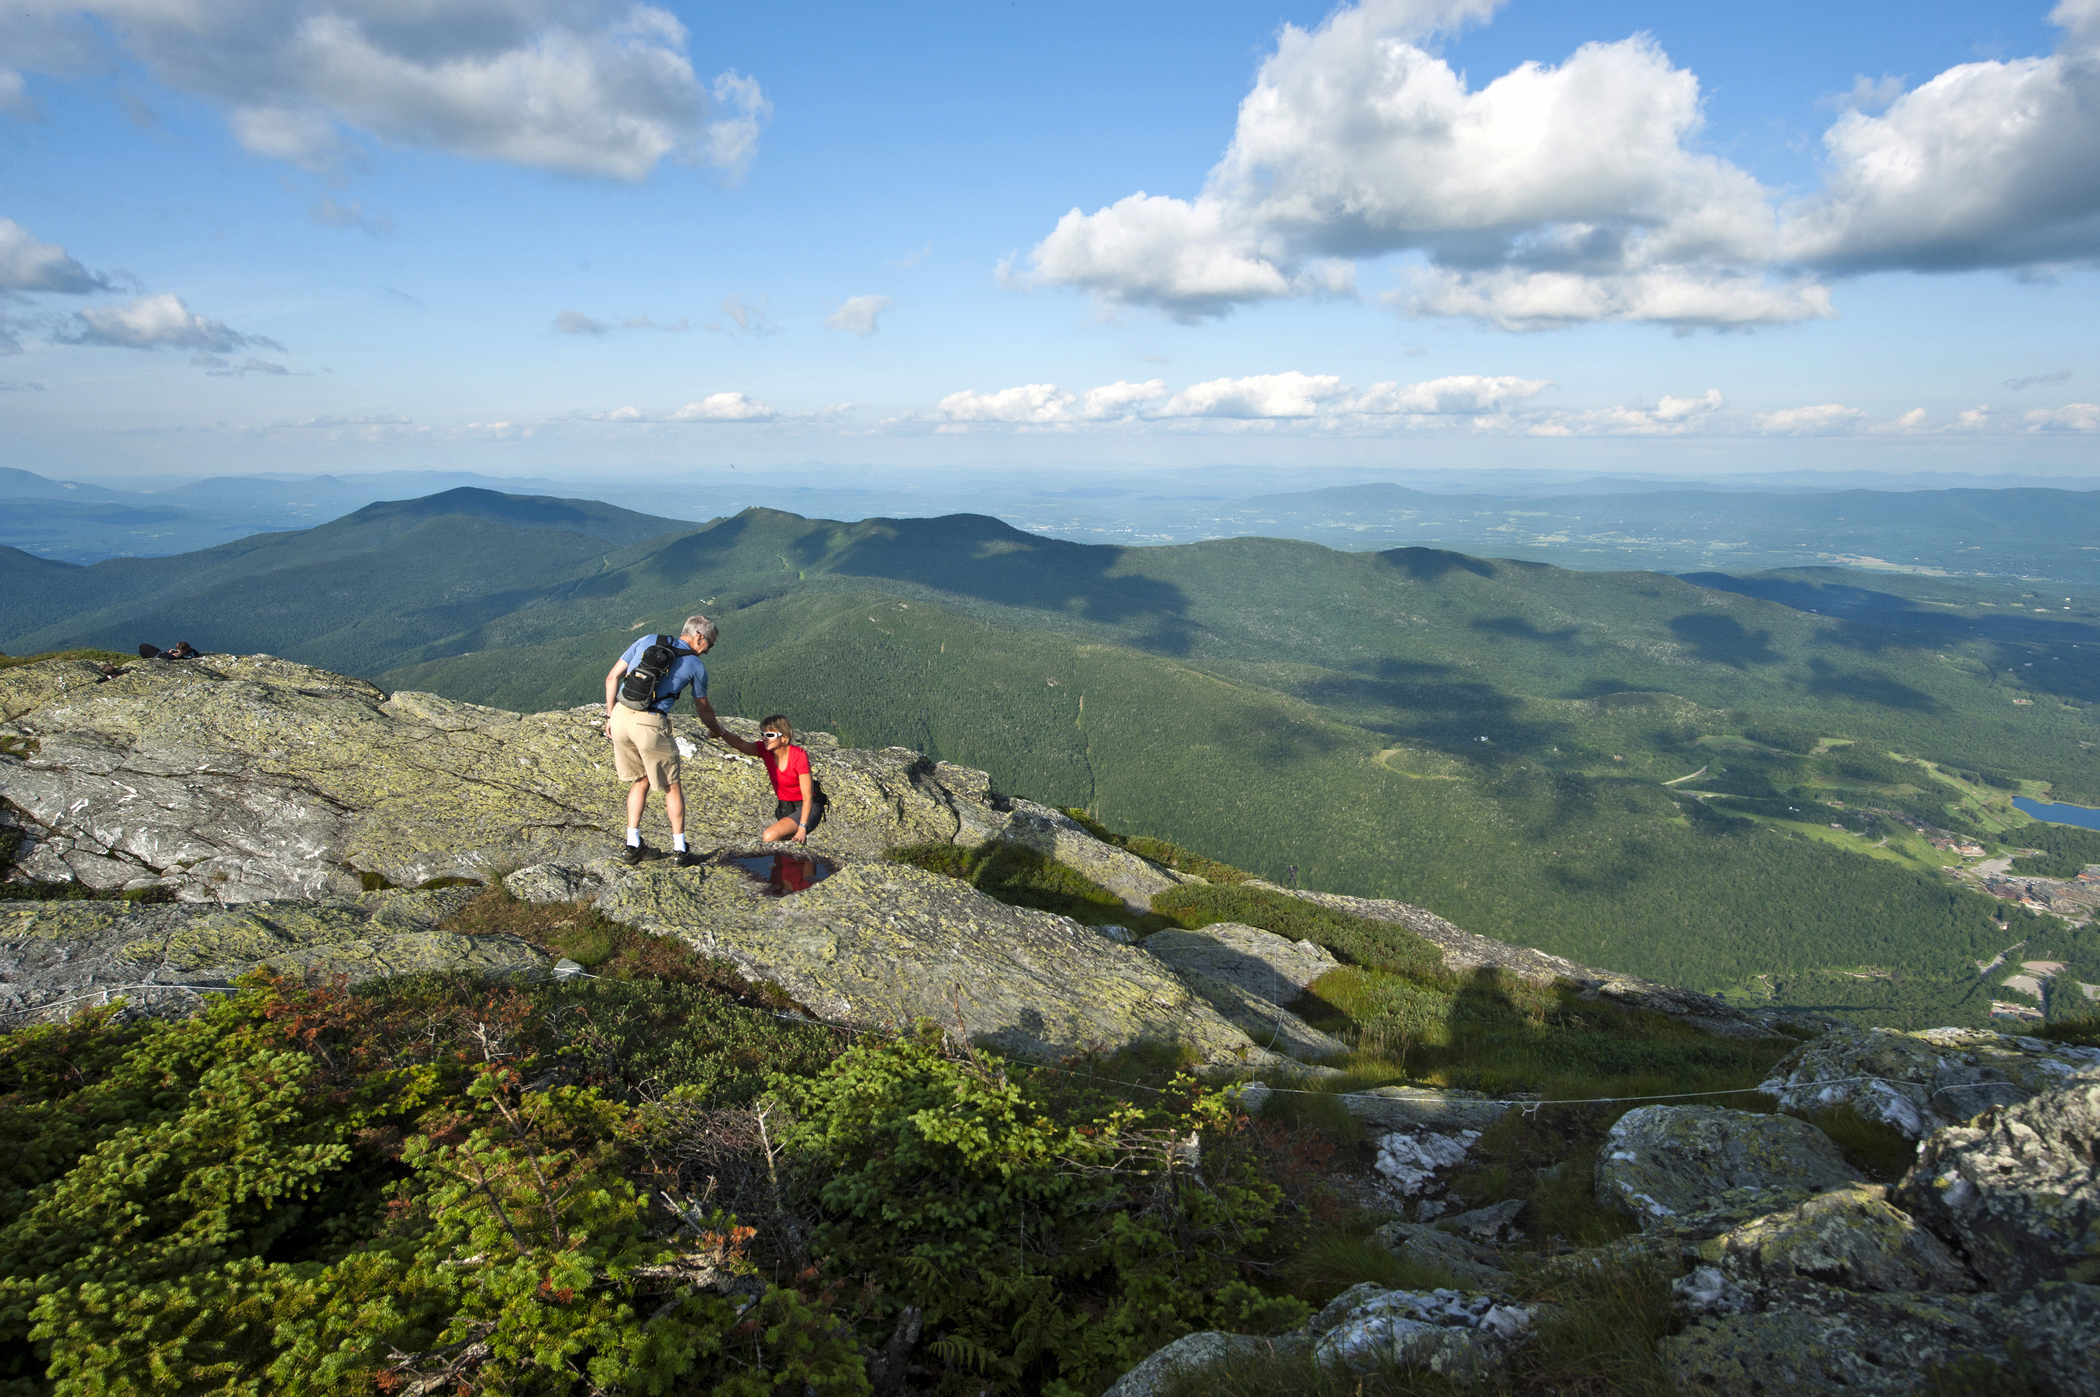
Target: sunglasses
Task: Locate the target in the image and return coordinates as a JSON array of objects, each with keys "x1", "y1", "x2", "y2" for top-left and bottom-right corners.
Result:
[{"x1": 761, "y1": 731, "x2": 785, "y2": 740}]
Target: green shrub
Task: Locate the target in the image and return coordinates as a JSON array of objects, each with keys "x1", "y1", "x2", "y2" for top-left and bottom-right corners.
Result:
[
  {"x1": 779, "y1": 1026, "x2": 1305, "y2": 1395},
  {"x1": 0, "y1": 976, "x2": 866, "y2": 1395},
  {"x1": 886, "y1": 841, "x2": 1150, "y2": 929},
  {"x1": 1151, "y1": 884, "x2": 1446, "y2": 980}
]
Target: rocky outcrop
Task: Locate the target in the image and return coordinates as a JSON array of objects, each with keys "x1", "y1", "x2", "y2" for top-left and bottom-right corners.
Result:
[
  {"x1": 1896, "y1": 1080, "x2": 2100, "y2": 1288},
  {"x1": 1340, "y1": 1085, "x2": 1512, "y2": 1132},
  {"x1": 0, "y1": 655, "x2": 1004, "y2": 900},
  {"x1": 1139, "y1": 924, "x2": 1347, "y2": 1060},
  {"x1": 1281, "y1": 887, "x2": 1802, "y2": 1040},
  {"x1": 1367, "y1": 1220, "x2": 1513, "y2": 1289},
  {"x1": 1311, "y1": 1286, "x2": 1534, "y2": 1379},
  {"x1": 1661, "y1": 1280, "x2": 2100, "y2": 1397},
  {"x1": 1758, "y1": 1024, "x2": 2100, "y2": 1139},
  {"x1": 508, "y1": 858, "x2": 1283, "y2": 1066},
  {"x1": 1098, "y1": 1331, "x2": 1308, "y2": 1397},
  {"x1": 1704, "y1": 1186, "x2": 1974, "y2": 1294},
  {"x1": 0, "y1": 886, "x2": 537, "y2": 1024},
  {"x1": 1373, "y1": 1129, "x2": 1480, "y2": 1196},
  {"x1": 1596, "y1": 1106, "x2": 1862, "y2": 1233}
]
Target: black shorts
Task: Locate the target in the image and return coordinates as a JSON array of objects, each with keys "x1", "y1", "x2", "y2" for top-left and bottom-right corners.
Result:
[{"x1": 775, "y1": 797, "x2": 823, "y2": 833}]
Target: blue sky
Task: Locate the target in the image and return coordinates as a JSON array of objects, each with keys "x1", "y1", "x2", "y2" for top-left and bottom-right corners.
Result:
[{"x1": 2, "y1": 0, "x2": 2097, "y2": 483}]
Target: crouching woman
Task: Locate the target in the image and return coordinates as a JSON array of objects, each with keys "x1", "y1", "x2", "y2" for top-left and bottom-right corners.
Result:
[{"x1": 717, "y1": 714, "x2": 820, "y2": 843}]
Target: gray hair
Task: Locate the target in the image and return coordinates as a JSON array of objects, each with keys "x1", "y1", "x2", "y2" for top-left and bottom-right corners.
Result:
[{"x1": 682, "y1": 613, "x2": 719, "y2": 645}]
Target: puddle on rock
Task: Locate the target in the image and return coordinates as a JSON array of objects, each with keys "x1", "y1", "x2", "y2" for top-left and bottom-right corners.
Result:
[{"x1": 725, "y1": 853, "x2": 835, "y2": 896}]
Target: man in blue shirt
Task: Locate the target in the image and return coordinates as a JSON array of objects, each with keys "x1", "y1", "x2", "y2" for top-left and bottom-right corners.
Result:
[{"x1": 602, "y1": 613, "x2": 729, "y2": 866}]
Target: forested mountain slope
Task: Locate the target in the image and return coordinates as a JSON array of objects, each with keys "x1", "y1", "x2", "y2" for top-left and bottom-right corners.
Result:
[{"x1": 9, "y1": 491, "x2": 2099, "y2": 1027}]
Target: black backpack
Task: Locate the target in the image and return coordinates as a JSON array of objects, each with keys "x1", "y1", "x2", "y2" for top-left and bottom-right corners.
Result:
[{"x1": 615, "y1": 635, "x2": 680, "y2": 711}]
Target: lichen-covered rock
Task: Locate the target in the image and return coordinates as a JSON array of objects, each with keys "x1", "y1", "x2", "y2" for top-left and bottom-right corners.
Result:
[
  {"x1": 1759, "y1": 1025, "x2": 2100, "y2": 1139},
  {"x1": 1373, "y1": 1130, "x2": 1480, "y2": 1195},
  {"x1": 1312, "y1": 1287, "x2": 1533, "y2": 1379},
  {"x1": 1279, "y1": 886, "x2": 1794, "y2": 1040},
  {"x1": 1342, "y1": 1085, "x2": 1510, "y2": 1132},
  {"x1": 0, "y1": 654, "x2": 1073, "y2": 902},
  {"x1": 1168, "y1": 969, "x2": 1349, "y2": 1061},
  {"x1": 561, "y1": 859, "x2": 1284, "y2": 1064},
  {"x1": 1705, "y1": 1186, "x2": 1974, "y2": 1293},
  {"x1": 1368, "y1": 1221, "x2": 1513, "y2": 1289},
  {"x1": 979, "y1": 799, "x2": 1191, "y2": 911},
  {"x1": 1140, "y1": 923, "x2": 1339, "y2": 1004},
  {"x1": 1597, "y1": 1106, "x2": 1860, "y2": 1230},
  {"x1": 1100, "y1": 1332, "x2": 1310, "y2": 1397},
  {"x1": 1441, "y1": 1199, "x2": 1527, "y2": 1244},
  {"x1": 1896, "y1": 1080, "x2": 2100, "y2": 1288},
  {"x1": 0, "y1": 886, "x2": 537, "y2": 1024},
  {"x1": 1140, "y1": 924, "x2": 1345, "y2": 1059},
  {"x1": 1673, "y1": 1266, "x2": 1754, "y2": 1318},
  {"x1": 1661, "y1": 1280, "x2": 2100, "y2": 1397}
]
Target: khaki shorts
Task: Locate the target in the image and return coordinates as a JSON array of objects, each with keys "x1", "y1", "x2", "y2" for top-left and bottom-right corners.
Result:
[{"x1": 609, "y1": 707, "x2": 680, "y2": 791}]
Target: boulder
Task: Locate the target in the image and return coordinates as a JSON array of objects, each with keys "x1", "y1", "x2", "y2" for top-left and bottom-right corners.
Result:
[
  {"x1": 1368, "y1": 1221, "x2": 1512, "y2": 1289},
  {"x1": 1705, "y1": 1186, "x2": 1974, "y2": 1293},
  {"x1": 1140, "y1": 923, "x2": 1340, "y2": 1004},
  {"x1": 1441, "y1": 1199, "x2": 1527, "y2": 1244},
  {"x1": 540, "y1": 859, "x2": 1286, "y2": 1065},
  {"x1": 1896, "y1": 1080, "x2": 2100, "y2": 1288},
  {"x1": 1165, "y1": 969, "x2": 1349, "y2": 1061},
  {"x1": 1596, "y1": 1106, "x2": 1860, "y2": 1231},
  {"x1": 1342, "y1": 1085, "x2": 1510, "y2": 1133},
  {"x1": 1373, "y1": 1129, "x2": 1480, "y2": 1195},
  {"x1": 1311, "y1": 1287, "x2": 1534, "y2": 1379},
  {"x1": 0, "y1": 886, "x2": 538, "y2": 1025},
  {"x1": 967, "y1": 798, "x2": 1189, "y2": 912},
  {"x1": 1758, "y1": 1025, "x2": 2100, "y2": 1139},
  {"x1": 1278, "y1": 887, "x2": 1793, "y2": 1040},
  {"x1": 1100, "y1": 1331, "x2": 1309, "y2": 1397},
  {"x1": 1661, "y1": 1280, "x2": 2100, "y2": 1397}
]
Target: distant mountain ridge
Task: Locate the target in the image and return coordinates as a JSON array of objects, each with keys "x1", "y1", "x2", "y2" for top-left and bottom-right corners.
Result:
[{"x1": 7, "y1": 485, "x2": 2098, "y2": 1030}]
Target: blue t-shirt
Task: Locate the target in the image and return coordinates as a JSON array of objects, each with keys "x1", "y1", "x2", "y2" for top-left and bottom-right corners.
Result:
[{"x1": 618, "y1": 635, "x2": 707, "y2": 714}]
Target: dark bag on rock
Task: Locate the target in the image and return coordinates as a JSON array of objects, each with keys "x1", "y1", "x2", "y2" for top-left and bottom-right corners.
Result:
[{"x1": 616, "y1": 635, "x2": 678, "y2": 711}]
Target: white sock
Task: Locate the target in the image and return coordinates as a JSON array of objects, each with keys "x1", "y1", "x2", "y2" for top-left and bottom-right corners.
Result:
[
  {"x1": 673, "y1": 834, "x2": 687, "y2": 852},
  {"x1": 626, "y1": 828, "x2": 641, "y2": 847}
]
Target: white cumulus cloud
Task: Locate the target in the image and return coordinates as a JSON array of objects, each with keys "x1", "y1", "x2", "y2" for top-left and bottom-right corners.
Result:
[
  {"x1": 670, "y1": 391, "x2": 773, "y2": 421},
  {"x1": 1016, "y1": 0, "x2": 2100, "y2": 331},
  {"x1": 9, "y1": 1, "x2": 767, "y2": 181},
  {"x1": 1349, "y1": 374, "x2": 1551, "y2": 414},
  {"x1": 825, "y1": 294, "x2": 893, "y2": 336},
  {"x1": 1158, "y1": 372, "x2": 1349, "y2": 419},
  {"x1": 0, "y1": 217, "x2": 113, "y2": 293},
  {"x1": 938, "y1": 383, "x2": 1076, "y2": 424},
  {"x1": 1755, "y1": 403, "x2": 1872, "y2": 435},
  {"x1": 60, "y1": 292, "x2": 284, "y2": 352},
  {"x1": 1780, "y1": 0, "x2": 2100, "y2": 272},
  {"x1": 2026, "y1": 402, "x2": 2100, "y2": 431}
]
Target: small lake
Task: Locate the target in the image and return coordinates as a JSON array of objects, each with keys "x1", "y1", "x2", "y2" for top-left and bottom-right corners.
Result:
[
  {"x1": 2013, "y1": 796, "x2": 2100, "y2": 831},
  {"x1": 726, "y1": 852, "x2": 835, "y2": 895}
]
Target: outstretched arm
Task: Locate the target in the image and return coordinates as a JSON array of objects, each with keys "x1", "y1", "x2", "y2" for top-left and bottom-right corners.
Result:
[
  {"x1": 601, "y1": 661, "x2": 627, "y2": 735},
  {"x1": 694, "y1": 695, "x2": 760, "y2": 753}
]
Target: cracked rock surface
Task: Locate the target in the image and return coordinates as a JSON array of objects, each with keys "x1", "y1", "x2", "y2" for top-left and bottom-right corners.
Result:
[
  {"x1": 0, "y1": 886, "x2": 537, "y2": 1025},
  {"x1": 1759, "y1": 1025, "x2": 2100, "y2": 1139},
  {"x1": 1895, "y1": 1079, "x2": 2100, "y2": 1289},
  {"x1": 2, "y1": 654, "x2": 1033, "y2": 900},
  {"x1": 1596, "y1": 1105, "x2": 1863, "y2": 1232},
  {"x1": 507, "y1": 858, "x2": 1288, "y2": 1066}
]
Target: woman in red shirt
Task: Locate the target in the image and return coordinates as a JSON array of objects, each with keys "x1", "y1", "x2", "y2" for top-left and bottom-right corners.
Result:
[{"x1": 717, "y1": 713, "x2": 818, "y2": 843}]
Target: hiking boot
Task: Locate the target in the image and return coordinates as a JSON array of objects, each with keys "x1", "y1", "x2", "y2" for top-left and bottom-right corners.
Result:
[
  {"x1": 672, "y1": 849, "x2": 699, "y2": 868},
  {"x1": 618, "y1": 841, "x2": 646, "y2": 866}
]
